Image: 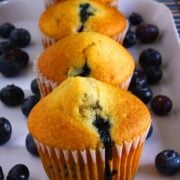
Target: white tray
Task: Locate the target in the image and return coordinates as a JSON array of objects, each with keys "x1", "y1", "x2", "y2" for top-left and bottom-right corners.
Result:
[{"x1": 0, "y1": 0, "x2": 180, "y2": 179}]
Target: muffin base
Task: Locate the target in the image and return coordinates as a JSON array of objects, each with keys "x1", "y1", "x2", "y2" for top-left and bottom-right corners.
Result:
[
  {"x1": 34, "y1": 62, "x2": 133, "y2": 97},
  {"x1": 34, "y1": 126, "x2": 150, "y2": 180}
]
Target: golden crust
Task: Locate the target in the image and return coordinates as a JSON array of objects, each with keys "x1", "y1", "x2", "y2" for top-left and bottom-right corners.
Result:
[
  {"x1": 39, "y1": 0, "x2": 126, "y2": 39},
  {"x1": 37, "y1": 32, "x2": 135, "y2": 86},
  {"x1": 28, "y1": 77, "x2": 151, "y2": 150}
]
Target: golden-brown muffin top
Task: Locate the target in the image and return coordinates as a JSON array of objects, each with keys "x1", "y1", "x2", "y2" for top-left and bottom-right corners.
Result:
[
  {"x1": 37, "y1": 32, "x2": 135, "y2": 86},
  {"x1": 39, "y1": 0, "x2": 126, "y2": 39},
  {"x1": 28, "y1": 77, "x2": 151, "y2": 150}
]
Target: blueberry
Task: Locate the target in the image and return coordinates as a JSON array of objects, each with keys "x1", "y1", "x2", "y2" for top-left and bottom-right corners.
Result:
[
  {"x1": 0, "y1": 117, "x2": 12, "y2": 145},
  {"x1": 7, "y1": 164, "x2": 29, "y2": 180},
  {"x1": 30, "y1": 79, "x2": 40, "y2": 97},
  {"x1": 21, "y1": 95, "x2": 40, "y2": 117},
  {"x1": 139, "y1": 48, "x2": 162, "y2": 69},
  {"x1": 129, "y1": 68, "x2": 147, "y2": 91},
  {"x1": 151, "y1": 95, "x2": 173, "y2": 116},
  {"x1": 129, "y1": 12, "x2": 143, "y2": 26},
  {"x1": 0, "y1": 166, "x2": 4, "y2": 180},
  {"x1": 144, "y1": 66, "x2": 163, "y2": 84},
  {"x1": 0, "y1": 52, "x2": 23, "y2": 77},
  {"x1": 0, "y1": 85, "x2": 24, "y2": 106},
  {"x1": 136, "y1": 24, "x2": 159, "y2": 43},
  {"x1": 146, "y1": 124, "x2": 153, "y2": 140},
  {"x1": 0, "y1": 23, "x2": 15, "y2": 38},
  {"x1": 0, "y1": 41, "x2": 14, "y2": 55},
  {"x1": 9, "y1": 48, "x2": 29, "y2": 68},
  {"x1": 155, "y1": 149, "x2": 180, "y2": 176},
  {"x1": 10, "y1": 28, "x2": 31, "y2": 48},
  {"x1": 123, "y1": 31, "x2": 137, "y2": 48},
  {"x1": 25, "y1": 133, "x2": 39, "y2": 156},
  {"x1": 132, "y1": 85, "x2": 153, "y2": 104}
]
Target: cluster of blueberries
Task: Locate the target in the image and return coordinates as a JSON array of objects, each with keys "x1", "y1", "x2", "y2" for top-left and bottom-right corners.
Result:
[
  {"x1": 0, "y1": 23, "x2": 30, "y2": 77},
  {"x1": 123, "y1": 13, "x2": 180, "y2": 176}
]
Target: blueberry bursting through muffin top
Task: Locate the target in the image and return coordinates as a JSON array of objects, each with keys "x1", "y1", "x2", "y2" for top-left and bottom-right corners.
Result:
[
  {"x1": 93, "y1": 115, "x2": 117, "y2": 180},
  {"x1": 77, "y1": 3, "x2": 95, "y2": 32}
]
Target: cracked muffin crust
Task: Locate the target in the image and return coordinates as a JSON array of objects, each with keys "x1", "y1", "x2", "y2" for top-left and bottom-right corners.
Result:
[
  {"x1": 36, "y1": 32, "x2": 135, "y2": 96},
  {"x1": 28, "y1": 77, "x2": 151, "y2": 149},
  {"x1": 39, "y1": 0, "x2": 127, "y2": 47}
]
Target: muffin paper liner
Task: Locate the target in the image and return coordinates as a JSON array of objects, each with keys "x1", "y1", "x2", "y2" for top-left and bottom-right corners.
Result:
[
  {"x1": 43, "y1": 0, "x2": 120, "y2": 9},
  {"x1": 34, "y1": 125, "x2": 150, "y2": 180},
  {"x1": 41, "y1": 21, "x2": 129, "y2": 48},
  {"x1": 34, "y1": 61, "x2": 133, "y2": 97}
]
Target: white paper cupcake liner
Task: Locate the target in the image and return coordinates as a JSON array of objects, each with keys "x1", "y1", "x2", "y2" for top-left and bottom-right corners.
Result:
[
  {"x1": 34, "y1": 125, "x2": 150, "y2": 180},
  {"x1": 41, "y1": 20, "x2": 129, "y2": 48},
  {"x1": 34, "y1": 61, "x2": 133, "y2": 97}
]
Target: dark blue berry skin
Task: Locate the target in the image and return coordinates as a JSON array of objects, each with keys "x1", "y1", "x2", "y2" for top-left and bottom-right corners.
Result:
[
  {"x1": 0, "y1": 166, "x2": 4, "y2": 180},
  {"x1": 7, "y1": 164, "x2": 29, "y2": 180},
  {"x1": 146, "y1": 124, "x2": 153, "y2": 140},
  {"x1": 144, "y1": 66, "x2": 163, "y2": 84},
  {"x1": 0, "y1": 85, "x2": 24, "y2": 106},
  {"x1": 129, "y1": 12, "x2": 143, "y2": 26},
  {"x1": 0, "y1": 53, "x2": 22, "y2": 77},
  {"x1": 9, "y1": 48, "x2": 29, "y2": 68},
  {"x1": 123, "y1": 31, "x2": 137, "y2": 48},
  {"x1": 129, "y1": 68, "x2": 147, "y2": 92},
  {"x1": 151, "y1": 95, "x2": 173, "y2": 116},
  {"x1": 21, "y1": 95, "x2": 40, "y2": 117},
  {"x1": 139, "y1": 48, "x2": 162, "y2": 69},
  {"x1": 30, "y1": 79, "x2": 40, "y2": 97},
  {"x1": 132, "y1": 85, "x2": 153, "y2": 104},
  {"x1": 0, "y1": 41, "x2": 14, "y2": 55},
  {"x1": 10, "y1": 28, "x2": 31, "y2": 48},
  {"x1": 25, "y1": 133, "x2": 39, "y2": 156},
  {"x1": 155, "y1": 149, "x2": 180, "y2": 176},
  {"x1": 136, "y1": 24, "x2": 159, "y2": 43},
  {"x1": 0, "y1": 23, "x2": 15, "y2": 38},
  {"x1": 0, "y1": 117, "x2": 12, "y2": 145}
]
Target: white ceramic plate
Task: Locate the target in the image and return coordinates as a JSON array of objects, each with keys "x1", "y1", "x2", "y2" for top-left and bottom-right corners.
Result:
[{"x1": 0, "y1": 0, "x2": 180, "y2": 179}]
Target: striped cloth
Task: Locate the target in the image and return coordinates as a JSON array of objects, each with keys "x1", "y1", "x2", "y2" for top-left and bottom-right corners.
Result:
[{"x1": 158, "y1": 0, "x2": 180, "y2": 36}]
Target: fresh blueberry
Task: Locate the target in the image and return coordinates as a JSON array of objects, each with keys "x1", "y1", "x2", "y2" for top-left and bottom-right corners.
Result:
[
  {"x1": 139, "y1": 48, "x2": 162, "y2": 69},
  {"x1": 0, "y1": 23, "x2": 15, "y2": 38},
  {"x1": 129, "y1": 68, "x2": 147, "y2": 91},
  {"x1": 0, "y1": 117, "x2": 12, "y2": 145},
  {"x1": 132, "y1": 85, "x2": 153, "y2": 104},
  {"x1": 144, "y1": 66, "x2": 163, "y2": 84},
  {"x1": 146, "y1": 124, "x2": 153, "y2": 140},
  {"x1": 9, "y1": 48, "x2": 29, "y2": 68},
  {"x1": 0, "y1": 166, "x2": 4, "y2": 180},
  {"x1": 155, "y1": 149, "x2": 180, "y2": 176},
  {"x1": 129, "y1": 12, "x2": 143, "y2": 26},
  {"x1": 25, "y1": 133, "x2": 39, "y2": 156},
  {"x1": 21, "y1": 95, "x2": 40, "y2": 117},
  {"x1": 7, "y1": 164, "x2": 29, "y2": 180},
  {"x1": 10, "y1": 28, "x2": 31, "y2": 48},
  {"x1": 123, "y1": 31, "x2": 137, "y2": 48},
  {"x1": 136, "y1": 24, "x2": 159, "y2": 43},
  {"x1": 30, "y1": 79, "x2": 40, "y2": 97},
  {"x1": 151, "y1": 95, "x2": 173, "y2": 116},
  {"x1": 0, "y1": 52, "x2": 23, "y2": 77},
  {"x1": 0, "y1": 41, "x2": 14, "y2": 55},
  {"x1": 0, "y1": 85, "x2": 24, "y2": 106}
]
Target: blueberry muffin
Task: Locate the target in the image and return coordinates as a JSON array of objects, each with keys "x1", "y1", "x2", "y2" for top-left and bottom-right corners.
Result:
[
  {"x1": 35, "y1": 32, "x2": 135, "y2": 97},
  {"x1": 28, "y1": 77, "x2": 151, "y2": 180},
  {"x1": 39, "y1": 0, "x2": 127, "y2": 48}
]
